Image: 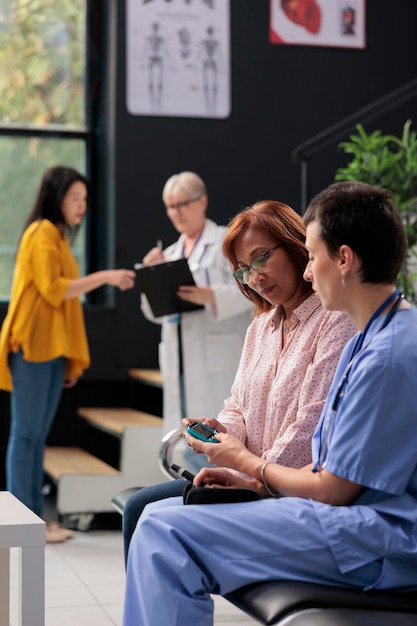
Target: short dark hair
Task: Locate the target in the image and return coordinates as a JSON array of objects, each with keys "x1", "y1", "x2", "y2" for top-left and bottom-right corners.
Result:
[
  {"x1": 304, "y1": 181, "x2": 407, "y2": 284},
  {"x1": 222, "y1": 200, "x2": 313, "y2": 314},
  {"x1": 23, "y1": 166, "x2": 89, "y2": 232}
]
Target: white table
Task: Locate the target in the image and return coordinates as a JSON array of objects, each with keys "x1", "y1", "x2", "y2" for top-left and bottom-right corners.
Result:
[{"x1": 0, "y1": 492, "x2": 45, "y2": 626}]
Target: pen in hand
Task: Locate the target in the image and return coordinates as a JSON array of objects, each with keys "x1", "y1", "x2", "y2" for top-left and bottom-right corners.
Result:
[{"x1": 142, "y1": 240, "x2": 164, "y2": 266}]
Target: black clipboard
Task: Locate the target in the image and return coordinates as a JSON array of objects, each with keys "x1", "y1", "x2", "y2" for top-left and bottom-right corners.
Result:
[{"x1": 135, "y1": 258, "x2": 204, "y2": 317}]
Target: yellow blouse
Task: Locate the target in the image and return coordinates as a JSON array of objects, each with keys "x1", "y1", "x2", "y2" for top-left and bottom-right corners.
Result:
[{"x1": 0, "y1": 219, "x2": 90, "y2": 391}]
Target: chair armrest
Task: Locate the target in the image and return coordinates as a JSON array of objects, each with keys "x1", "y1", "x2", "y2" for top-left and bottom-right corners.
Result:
[
  {"x1": 111, "y1": 487, "x2": 142, "y2": 515},
  {"x1": 157, "y1": 428, "x2": 185, "y2": 479},
  {"x1": 111, "y1": 428, "x2": 185, "y2": 515}
]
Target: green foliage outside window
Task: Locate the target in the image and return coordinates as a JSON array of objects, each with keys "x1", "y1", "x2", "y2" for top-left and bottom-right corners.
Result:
[
  {"x1": 0, "y1": 0, "x2": 87, "y2": 299},
  {"x1": 335, "y1": 120, "x2": 417, "y2": 302},
  {"x1": 0, "y1": 0, "x2": 86, "y2": 126}
]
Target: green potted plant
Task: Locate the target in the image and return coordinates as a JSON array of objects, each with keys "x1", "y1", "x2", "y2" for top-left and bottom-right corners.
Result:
[{"x1": 335, "y1": 119, "x2": 417, "y2": 301}]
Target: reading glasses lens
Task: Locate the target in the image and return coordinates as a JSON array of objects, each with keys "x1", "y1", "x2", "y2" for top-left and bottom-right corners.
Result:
[
  {"x1": 166, "y1": 196, "x2": 201, "y2": 211},
  {"x1": 233, "y1": 245, "x2": 281, "y2": 285}
]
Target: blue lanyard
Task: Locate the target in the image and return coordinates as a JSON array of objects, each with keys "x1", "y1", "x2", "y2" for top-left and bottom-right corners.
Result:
[
  {"x1": 347, "y1": 289, "x2": 401, "y2": 362},
  {"x1": 313, "y1": 289, "x2": 403, "y2": 473},
  {"x1": 181, "y1": 227, "x2": 204, "y2": 259}
]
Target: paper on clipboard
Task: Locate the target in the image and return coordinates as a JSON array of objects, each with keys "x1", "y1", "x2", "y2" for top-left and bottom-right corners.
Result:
[{"x1": 134, "y1": 258, "x2": 204, "y2": 317}]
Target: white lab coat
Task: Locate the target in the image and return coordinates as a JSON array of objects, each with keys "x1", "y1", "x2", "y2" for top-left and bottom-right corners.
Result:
[{"x1": 141, "y1": 219, "x2": 253, "y2": 434}]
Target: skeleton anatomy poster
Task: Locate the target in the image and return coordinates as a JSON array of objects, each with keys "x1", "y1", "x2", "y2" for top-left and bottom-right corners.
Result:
[
  {"x1": 126, "y1": 0, "x2": 231, "y2": 119},
  {"x1": 270, "y1": 0, "x2": 366, "y2": 49}
]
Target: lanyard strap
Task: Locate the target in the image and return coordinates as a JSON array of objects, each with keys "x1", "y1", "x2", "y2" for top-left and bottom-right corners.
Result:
[
  {"x1": 349, "y1": 289, "x2": 400, "y2": 361},
  {"x1": 313, "y1": 289, "x2": 403, "y2": 473},
  {"x1": 331, "y1": 289, "x2": 401, "y2": 414},
  {"x1": 181, "y1": 226, "x2": 204, "y2": 259}
]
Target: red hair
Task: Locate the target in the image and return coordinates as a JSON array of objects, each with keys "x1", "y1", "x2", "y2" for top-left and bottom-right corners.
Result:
[{"x1": 222, "y1": 200, "x2": 313, "y2": 315}]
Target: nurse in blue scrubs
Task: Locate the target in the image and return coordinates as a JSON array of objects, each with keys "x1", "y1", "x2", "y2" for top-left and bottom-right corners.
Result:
[{"x1": 123, "y1": 181, "x2": 417, "y2": 626}]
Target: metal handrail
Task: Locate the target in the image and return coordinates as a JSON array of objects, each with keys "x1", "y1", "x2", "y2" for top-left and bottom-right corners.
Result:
[{"x1": 292, "y1": 76, "x2": 417, "y2": 212}]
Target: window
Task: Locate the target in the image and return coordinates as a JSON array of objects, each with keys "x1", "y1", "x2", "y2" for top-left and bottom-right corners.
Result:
[{"x1": 0, "y1": 0, "x2": 88, "y2": 299}]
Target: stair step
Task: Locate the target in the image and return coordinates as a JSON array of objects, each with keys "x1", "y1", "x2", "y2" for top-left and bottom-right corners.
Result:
[
  {"x1": 44, "y1": 447, "x2": 119, "y2": 480},
  {"x1": 77, "y1": 407, "x2": 162, "y2": 435},
  {"x1": 128, "y1": 368, "x2": 163, "y2": 388}
]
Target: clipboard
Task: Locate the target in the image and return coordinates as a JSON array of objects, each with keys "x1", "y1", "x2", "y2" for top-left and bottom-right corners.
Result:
[{"x1": 134, "y1": 258, "x2": 204, "y2": 317}]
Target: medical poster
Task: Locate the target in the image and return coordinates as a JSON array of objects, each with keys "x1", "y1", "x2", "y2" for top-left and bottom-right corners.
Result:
[
  {"x1": 126, "y1": 0, "x2": 231, "y2": 119},
  {"x1": 270, "y1": 0, "x2": 366, "y2": 49}
]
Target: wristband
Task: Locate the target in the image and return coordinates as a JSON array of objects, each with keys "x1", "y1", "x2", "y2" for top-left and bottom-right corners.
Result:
[{"x1": 261, "y1": 462, "x2": 281, "y2": 498}]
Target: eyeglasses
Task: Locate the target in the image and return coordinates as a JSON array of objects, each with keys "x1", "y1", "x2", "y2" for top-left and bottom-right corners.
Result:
[
  {"x1": 165, "y1": 196, "x2": 201, "y2": 212},
  {"x1": 233, "y1": 245, "x2": 282, "y2": 284}
]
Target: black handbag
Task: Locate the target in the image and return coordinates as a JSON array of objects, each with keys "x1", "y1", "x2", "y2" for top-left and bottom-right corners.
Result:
[{"x1": 182, "y1": 482, "x2": 260, "y2": 505}]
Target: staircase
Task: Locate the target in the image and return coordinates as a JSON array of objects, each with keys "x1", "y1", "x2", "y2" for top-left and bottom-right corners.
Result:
[{"x1": 44, "y1": 369, "x2": 164, "y2": 528}]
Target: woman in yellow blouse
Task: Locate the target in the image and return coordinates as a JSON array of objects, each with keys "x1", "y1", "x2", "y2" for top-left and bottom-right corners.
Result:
[{"x1": 0, "y1": 166, "x2": 135, "y2": 542}]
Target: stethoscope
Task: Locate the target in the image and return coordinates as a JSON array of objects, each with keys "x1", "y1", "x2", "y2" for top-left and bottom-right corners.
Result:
[{"x1": 312, "y1": 289, "x2": 404, "y2": 473}]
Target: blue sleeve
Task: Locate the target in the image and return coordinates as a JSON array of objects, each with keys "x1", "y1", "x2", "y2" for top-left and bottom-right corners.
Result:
[{"x1": 323, "y1": 337, "x2": 417, "y2": 495}]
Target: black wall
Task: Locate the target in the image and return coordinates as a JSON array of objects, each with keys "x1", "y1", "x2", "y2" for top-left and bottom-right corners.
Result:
[
  {"x1": 1, "y1": 1, "x2": 417, "y2": 477},
  {"x1": 113, "y1": 0, "x2": 417, "y2": 375}
]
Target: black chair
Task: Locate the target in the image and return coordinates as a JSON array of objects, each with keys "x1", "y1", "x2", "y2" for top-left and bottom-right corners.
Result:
[
  {"x1": 225, "y1": 581, "x2": 417, "y2": 625},
  {"x1": 112, "y1": 430, "x2": 417, "y2": 626}
]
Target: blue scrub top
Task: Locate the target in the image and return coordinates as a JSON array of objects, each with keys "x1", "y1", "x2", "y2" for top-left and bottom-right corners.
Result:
[{"x1": 311, "y1": 307, "x2": 417, "y2": 588}]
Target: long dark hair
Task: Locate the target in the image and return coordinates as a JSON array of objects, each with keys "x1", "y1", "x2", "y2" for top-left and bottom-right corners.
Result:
[{"x1": 23, "y1": 166, "x2": 89, "y2": 236}]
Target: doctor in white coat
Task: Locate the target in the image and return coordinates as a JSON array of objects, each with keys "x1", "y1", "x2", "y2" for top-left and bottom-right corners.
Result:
[{"x1": 140, "y1": 171, "x2": 253, "y2": 435}]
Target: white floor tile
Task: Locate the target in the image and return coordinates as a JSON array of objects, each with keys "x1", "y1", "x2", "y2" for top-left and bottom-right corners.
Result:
[
  {"x1": 54, "y1": 530, "x2": 125, "y2": 586},
  {"x1": 44, "y1": 605, "x2": 117, "y2": 626},
  {"x1": 62, "y1": 556, "x2": 126, "y2": 586},
  {"x1": 45, "y1": 584, "x2": 99, "y2": 608},
  {"x1": 103, "y1": 603, "x2": 124, "y2": 626},
  {"x1": 45, "y1": 560, "x2": 84, "y2": 588},
  {"x1": 8, "y1": 523, "x2": 257, "y2": 625},
  {"x1": 89, "y1": 582, "x2": 126, "y2": 606}
]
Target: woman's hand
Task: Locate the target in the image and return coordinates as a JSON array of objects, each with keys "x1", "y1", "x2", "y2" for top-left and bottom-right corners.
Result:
[
  {"x1": 143, "y1": 248, "x2": 165, "y2": 266},
  {"x1": 63, "y1": 377, "x2": 78, "y2": 388},
  {"x1": 105, "y1": 269, "x2": 136, "y2": 291},
  {"x1": 184, "y1": 430, "x2": 258, "y2": 474},
  {"x1": 65, "y1": 269, "x2": 135, "y2": 299},
  {"x1": 177, "y1": 285, "x2": 215, "y2": 307},
  {"x1": 194, "y1": 466, "x2": 262, "y2": 492},
  {"x1": 182, "y1": 417, "x2": 227, "y2": 434}
]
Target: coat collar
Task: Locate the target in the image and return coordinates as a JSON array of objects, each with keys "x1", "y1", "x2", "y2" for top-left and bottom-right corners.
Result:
[{"x1": 174, "y1": 219, "x2": 218, "y2": 260}]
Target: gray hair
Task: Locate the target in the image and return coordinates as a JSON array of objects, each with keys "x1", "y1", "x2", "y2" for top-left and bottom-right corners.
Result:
[{"x1": 162, "y1": 171, "x2": 207, "y2": 205}]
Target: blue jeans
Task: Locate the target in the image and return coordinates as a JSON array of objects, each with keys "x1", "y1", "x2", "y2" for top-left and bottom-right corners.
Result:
[
  {"x1": 122, "y1": 459, "x2": 213, "y2": 564},
  {"x1": 7, "y1": 351, "x2": 65, "y2": 516},
  {"x1": 123, "y1": 479, "x2": 187, "y2": 565}
]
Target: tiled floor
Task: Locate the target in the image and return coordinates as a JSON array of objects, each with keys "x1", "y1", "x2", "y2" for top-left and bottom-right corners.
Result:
[{"x1": 9, "y1": 525, "x2": 258, "y2": 626}]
